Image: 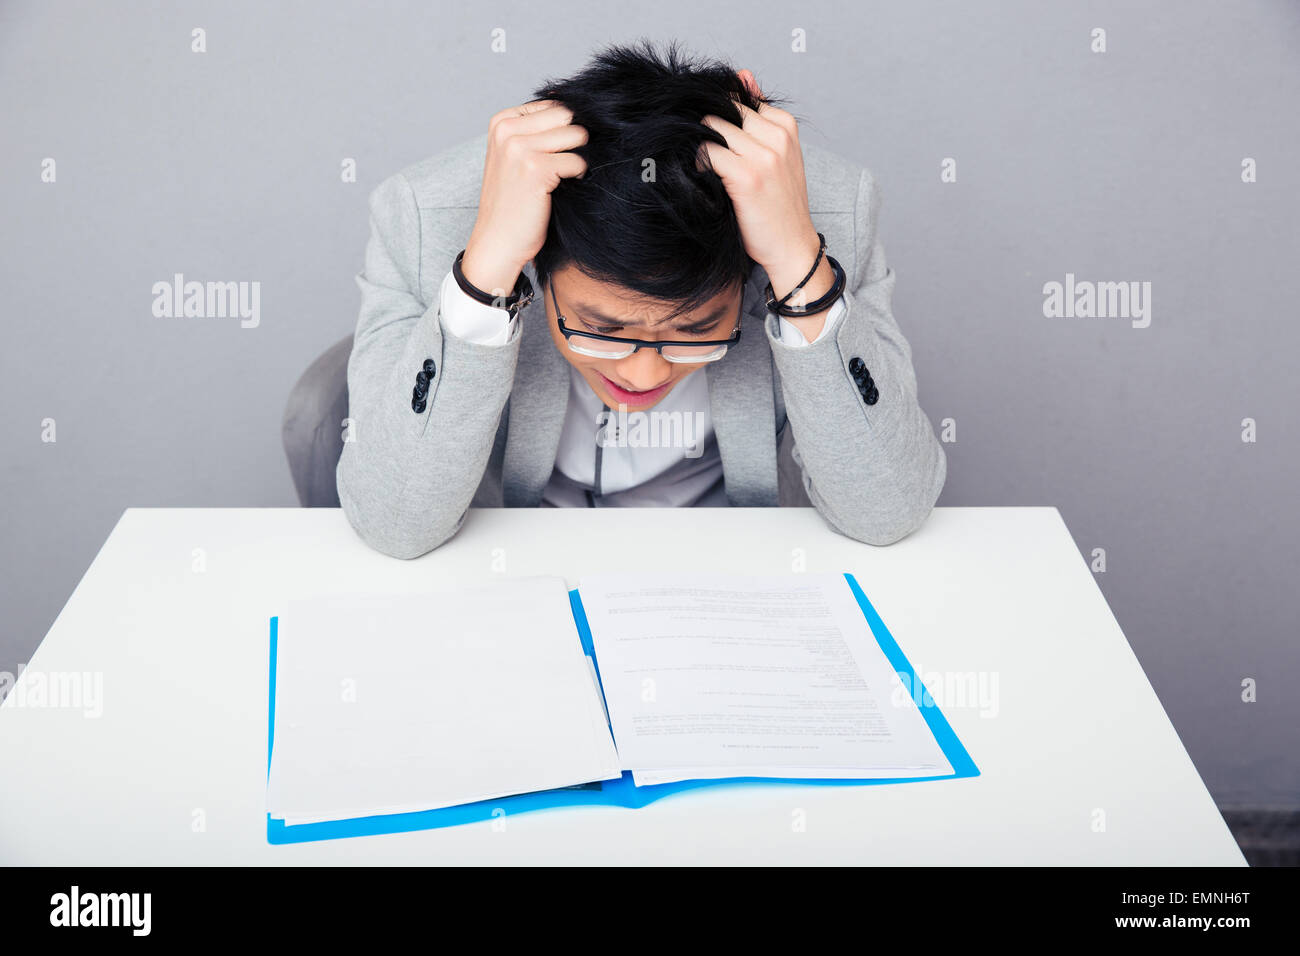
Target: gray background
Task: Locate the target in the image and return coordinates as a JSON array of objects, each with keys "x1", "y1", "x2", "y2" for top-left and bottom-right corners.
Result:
[{"x1": 1, "y1": 0, "x2": 1296, "y2": 813}]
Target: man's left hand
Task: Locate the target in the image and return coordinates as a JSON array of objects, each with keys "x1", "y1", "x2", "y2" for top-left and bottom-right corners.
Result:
[{"x1": 698, "y1": 69, "x2": 837, "y2": 337}]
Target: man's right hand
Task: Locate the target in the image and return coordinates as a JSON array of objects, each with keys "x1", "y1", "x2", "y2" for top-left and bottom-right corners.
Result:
[{"x1": 460, "y1": 100, "x2": 588, "y2": 301}]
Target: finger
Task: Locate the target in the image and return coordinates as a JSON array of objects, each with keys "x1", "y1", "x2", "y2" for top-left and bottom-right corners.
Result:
[
  {"x1": 517, "y1": 97, "x2": 562, "y2": 115},
  {"x1": 755, "y1": 100, "x2": 799, "y2": 138},
  {"x1": 700, "y1": 113, "x2": 764, "y2": 159},
  {"x1": 521, "y1": 122, "x2": 588, "y2": 155},
  {"x1": 495, "y1": 99, "x2": 575, "y2": 137},
  {"x1": 696, "y1": 139, "x2": 743, "y2": 181},
  {"x1": 731, "y1": 100, "x2": 791, "y2": 154},
  {"x1": 548, "y1": 151, "x2": 588, "y2": 181},
  {"x1": 733, "y1": 70, "x2": 798, "y2": 140}
]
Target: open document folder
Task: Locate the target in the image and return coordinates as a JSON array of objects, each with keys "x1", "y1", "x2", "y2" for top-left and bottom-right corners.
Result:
[{"x1": 266, "y1": 573, "x2": 978, "y2": 844}]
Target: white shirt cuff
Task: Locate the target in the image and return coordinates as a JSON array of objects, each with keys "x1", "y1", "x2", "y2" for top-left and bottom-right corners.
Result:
[
  {"x1": 439, "y1": 269, "x2": 520, "y2": 346},
  {"x1": 776, "y1": 295, "x2": 846, "y2": 347}
]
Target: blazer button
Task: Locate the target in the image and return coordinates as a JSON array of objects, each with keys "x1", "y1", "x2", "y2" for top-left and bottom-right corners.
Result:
[
  {"x1": 412, "y1": 397, "x2": 427, "y2": 414},
  {"x1": 864, "y1": 385, "x2": 879, "y2": 405},
  {"x1": 416, "y1": 370, "x2": 429, "y2": 388},
  {"x1": 412, "y1": 384, "x2": 427, "y2": 404},
  {"x1": 422, "y1": 358, "x2": 436, "y2": 376},
  {"x1": 848, "y1": 356, "x2": 866, "y2": 377}
]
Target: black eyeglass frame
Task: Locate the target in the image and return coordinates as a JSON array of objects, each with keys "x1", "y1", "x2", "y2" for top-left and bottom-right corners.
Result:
[{"x1": 549, "y1": 278, "x2": 743, "y2": 363}]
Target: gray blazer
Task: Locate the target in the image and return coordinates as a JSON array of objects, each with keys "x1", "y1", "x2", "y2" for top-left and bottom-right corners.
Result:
[{"x1": 337, "y1": 132, "x2": 946, "y2": 558}]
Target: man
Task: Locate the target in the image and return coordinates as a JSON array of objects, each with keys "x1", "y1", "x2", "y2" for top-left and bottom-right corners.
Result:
[{"x1": 337, "y1": 40, "x2": 945, "y2": 559}]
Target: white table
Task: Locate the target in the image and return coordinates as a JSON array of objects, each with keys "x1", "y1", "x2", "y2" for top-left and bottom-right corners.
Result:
[{"x1": 0, "y1": 506, "x2": 1244, "y2": 865}]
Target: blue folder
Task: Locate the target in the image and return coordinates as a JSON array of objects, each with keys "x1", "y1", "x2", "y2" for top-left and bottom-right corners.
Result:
[{"x1": 266, "y1": 572, "x2": 979, "y2": 844}]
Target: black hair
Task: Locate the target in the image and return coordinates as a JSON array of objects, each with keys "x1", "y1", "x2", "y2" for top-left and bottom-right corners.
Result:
[{"x1": 531, "y1": 39, "x2": 790, "y2": 322}]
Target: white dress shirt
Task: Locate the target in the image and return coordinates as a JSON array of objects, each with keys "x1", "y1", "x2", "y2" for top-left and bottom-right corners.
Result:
[{"x1": 438, "y1": 269, "x2": 845, "y2": 506}]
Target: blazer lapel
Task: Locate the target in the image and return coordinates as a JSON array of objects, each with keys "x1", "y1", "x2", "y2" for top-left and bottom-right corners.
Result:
[
  {"x1": 502, "y1": 283, "x2": 569, "y2": 507},
  {"x1": 706, "y1": 276, "x2": 779, "y2": 507}
]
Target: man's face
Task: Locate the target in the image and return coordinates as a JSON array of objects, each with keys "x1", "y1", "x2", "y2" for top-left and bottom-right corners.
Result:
[{"x1": 542, "y1": 263, "x2": 742, "y2": 411}]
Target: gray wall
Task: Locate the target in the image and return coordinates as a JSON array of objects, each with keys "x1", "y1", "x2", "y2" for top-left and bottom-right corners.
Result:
[{"x1": 1, "y1": 0, "x2": 1296, "y2": 809}]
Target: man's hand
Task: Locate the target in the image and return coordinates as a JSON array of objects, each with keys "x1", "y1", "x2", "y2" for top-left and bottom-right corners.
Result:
[
  {"x1": 461, "y1": 100, "x2": 588, "y2": 300},
  {"x1": 698, "y1": 70, "x2": 837, "y2": 339}
]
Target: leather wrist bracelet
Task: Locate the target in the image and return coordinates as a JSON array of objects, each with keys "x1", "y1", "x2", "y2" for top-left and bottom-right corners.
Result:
[
  {"x1": 453, "y1": 249, "x2": 535, "y2": 318},
  {"x1": 764, "y1": 252, "x2": 847, "y2": 318},
  {"x1": 773, "y1": 232, "x2": 827, "y2": 307}
]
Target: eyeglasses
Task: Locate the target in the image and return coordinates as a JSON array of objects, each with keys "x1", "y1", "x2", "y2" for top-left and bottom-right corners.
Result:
[{"x1": 549, "y1": 278, "x2": 742, "y2": 364}]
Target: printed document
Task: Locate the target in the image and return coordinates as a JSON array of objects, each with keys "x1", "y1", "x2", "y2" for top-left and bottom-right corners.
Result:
[{"x1": 578, "y1": 573, "x2": 952, "y2": 782}]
